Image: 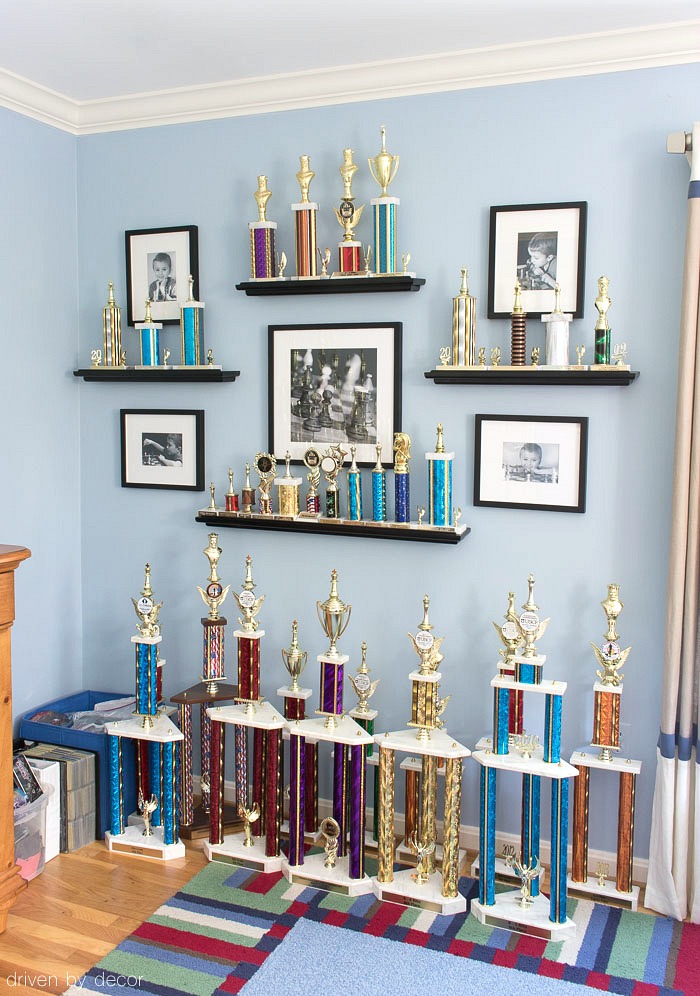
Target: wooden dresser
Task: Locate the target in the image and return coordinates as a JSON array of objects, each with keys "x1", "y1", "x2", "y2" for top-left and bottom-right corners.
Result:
[{"x1": 0, "y1": 544, "x2": 31, "y2": 933}]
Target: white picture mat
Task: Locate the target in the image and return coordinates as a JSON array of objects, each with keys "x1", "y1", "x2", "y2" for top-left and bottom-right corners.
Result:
[
  {"x1": 478, "y1": 418, "x2": 583, "y2": 508},
  {"x1": 272, "y1": 324, "x2": 398, "y2": 464},
  {"x1": 124, "y1": 412, "x2": 198, "y2": 487},
  {"x1": 493, "y1": 207, "x2": 581, "y2": 315},
  {"x1": 128, "y1": 229, "x2": 192, "y2": 323}
]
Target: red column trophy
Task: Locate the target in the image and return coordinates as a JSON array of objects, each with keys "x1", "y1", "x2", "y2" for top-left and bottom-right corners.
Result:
[
  {"x1": 332, "y1": 148, "x2": 365, "y2": 277},
  {"x1": 277, "y1": 622, "x2": 319, "y2": 840},
  {"x1": 204, "y1": 554, "x2": 286, "y2": 871},
  {"x1": 569, "y1": 584, "x2": 640, "y2": 908},
  {"x1": 105, "y1": 566, "x2": 184, "y2": 860},
  {"x1": 282, "y1": 570, "x2": 374, "y2": 895},
  {"x1": 374, "y1": 596, "x2": 470, "y2": 914},
  {"x1": 169, "y1": 535, "x2": 240, "y2": 838}
]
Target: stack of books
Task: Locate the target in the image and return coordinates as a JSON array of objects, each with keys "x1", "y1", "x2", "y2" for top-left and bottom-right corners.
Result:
[{"x1": 22, "y1": 743, "x2": 96, "y2": 851}]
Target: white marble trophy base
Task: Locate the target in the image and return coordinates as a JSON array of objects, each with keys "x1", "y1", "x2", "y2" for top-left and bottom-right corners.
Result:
[
  {"x1": 204, "y1": 833, "x2": 283, "y2": 872},
  {"x1": 567, "y1": 875, "x2": 639, "y2": 911},
  {"x1": 373, "y1": 868, "x2": 466, "y2": 915},
  {"x1": 471, "y1": 890, "x2": 575, "y2": 939},
  {"x1": 282, "y1": 851, "x2": 373, "y2": 896},
  {"x1": 105, "y1": 825, "x2": 185, "y2": 861}
]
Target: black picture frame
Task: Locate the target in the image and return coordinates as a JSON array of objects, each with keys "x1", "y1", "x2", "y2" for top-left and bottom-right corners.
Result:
[
  {"x1": 125, "y1": 225, "x2": 199, "y2": 326},
  {"x1": 487, "y1": 202, "x2": 587, "y2": 319},
  {"x1": 268, "y1": 322, "x2": 402, "y2": 467},
  {"x1": 474, "y1": 414, "x2": 588, "y2": 513},
  {"x1": 120, "y1": 408, "x2": 205, "y2": 490}
]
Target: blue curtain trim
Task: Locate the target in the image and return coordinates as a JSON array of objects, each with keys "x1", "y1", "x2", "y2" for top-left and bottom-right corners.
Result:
[
  {"x1": 658, "y1": 726, "x2": 699, "y2": 760},
  {"x1": 689, "y1": 180, "x2": 700, "y2": 199}
]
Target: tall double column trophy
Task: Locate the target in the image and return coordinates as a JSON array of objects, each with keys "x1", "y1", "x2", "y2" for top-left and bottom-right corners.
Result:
[
  {"x1": 282, "y1": 570, "x2": 374, "y2": 895},
  {"x1": 374, "y1": 596, "x2": 470, "y2": 914},
  {"x1": 105, "y1": 565, "x2": 184, "y2": 860},
  {"x1": 569, "y1": 584, "x2": 640, "y2": 908},
  {"x1": 292, "y1": 155, "x2": 318, "y2": 278},
  {"x1": 170, "y1": 536, "x2": 240, "y2": 838},
  {"x1": 368, "y1": 125, "x2": 401, "y2": 275},
  {"x1": 471, "y1": 575, "x2": 578, "y2": 938},
  {"x1": 205, "y1": 554, "x2": 286, "y2": 871},
  {"x1": 333, "y1": 148, "x2": 365, "y2": 277}
]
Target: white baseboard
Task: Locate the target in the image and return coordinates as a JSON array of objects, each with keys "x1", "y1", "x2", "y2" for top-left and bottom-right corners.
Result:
[{"x1": 194, "y1": 775, "x2": 649, "y2": 885}]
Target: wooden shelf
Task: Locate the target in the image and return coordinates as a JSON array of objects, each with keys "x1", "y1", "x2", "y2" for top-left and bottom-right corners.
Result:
[
  {"x1": 195, "y1": 510, "x2": 469, "y2": 544},
  {"x1": 236, "y1": 275, "x2": 425, "y2": 296},
  {"x1": 424, "y1": 368, "x2": 639, "y2": 386},
  {"x1": 73, "y1": 368, "x2": 240, "y2": 383}
]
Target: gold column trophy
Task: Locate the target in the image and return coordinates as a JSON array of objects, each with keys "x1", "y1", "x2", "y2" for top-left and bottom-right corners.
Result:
[
  {"x1": 333, "y1": 148, "x2": 365, "y2": 277},
  {"x1": 249, "y1": 175, "x2": 281, "y2": 280},
  {"x1": 450, "y1": 267, "x2": 477, "y2": 367},
  {"x1": 274, "y1": 451, "x2": 302, "y2": 518},
  {"x1": 570, "y1": 583, "x2": 641, "y2": 908},
  {"x1": 373, "y1": 594, "x2": 470, "y2": 914},
  {"x1": 292, "y1": 154, "x2": 318, "y2": 278},
  {"x1": 101, "y1": 281, "x2": 123, "y2": 367},
  {"x1": 368, "y1": 125, "x2": 402, "y2": 275}
]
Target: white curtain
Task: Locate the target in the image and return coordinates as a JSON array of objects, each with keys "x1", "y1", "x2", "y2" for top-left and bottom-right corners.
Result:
[{"x1": 646, "y1": 122, "x2": 700, "y2": 922}]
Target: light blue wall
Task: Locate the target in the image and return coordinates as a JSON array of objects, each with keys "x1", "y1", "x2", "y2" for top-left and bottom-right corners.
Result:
[
  {"x1": 70, "y1": 61, "x2": 698, "y2": 858},
  {"x1": 0, "y1": 108, "x2": 82, "y2": 718}
]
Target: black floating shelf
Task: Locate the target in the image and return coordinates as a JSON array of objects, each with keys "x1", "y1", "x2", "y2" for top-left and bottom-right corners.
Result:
[
  {"x1": 195, "y1": 511, "x2": 469, "y2": 545},
  {"x1": 236, "y1": 275, "x2": 425, "y2": 296},
  {"x1": 74, "y1": 368, "x2": 240, "y2": 383},
  {"x1": 424, "y1": 368, "x2": 640, "y2": 386}
]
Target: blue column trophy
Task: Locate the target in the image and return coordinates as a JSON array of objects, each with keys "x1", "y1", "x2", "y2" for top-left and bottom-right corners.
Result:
[
  {"x1": 368, "y1": 126, "x2": 400, "y2": 275},
  {"x1": 180, "y1": 274, "x2": 206, "y2": 366},
  {"x1": 134, "y1": 299, "x2": 162, "y2": 367}
]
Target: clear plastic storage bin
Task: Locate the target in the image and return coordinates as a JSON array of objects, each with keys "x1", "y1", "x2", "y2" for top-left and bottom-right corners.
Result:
[{"x1": 14, "y1": 786, "x2": 52, "y2": 881}]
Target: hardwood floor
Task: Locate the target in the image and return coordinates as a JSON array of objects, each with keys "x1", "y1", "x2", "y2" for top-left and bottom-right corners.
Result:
[
  {"x1": 0, "y1": 838, "x2": 654, "y2": 995},
  {"x1": 0, "y1": 839, "x2": 208, "y2": 995}
]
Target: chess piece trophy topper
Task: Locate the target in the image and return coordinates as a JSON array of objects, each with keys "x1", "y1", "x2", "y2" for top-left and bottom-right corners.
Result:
[
  {"x1": 317, "y1": 569, "x2": 352, "y2": 659},
  {"x1": 493, "y1": 591, "x2": 524, "y2": 668},
  {"x1": 591, "y1": 583, "x2": 631, "y2": 687},
  {"x1": 335, "y1": 148, "x2": 364, "y2": 243},
  {"x1": 281, "y1": 620, "x2": 308, "y2": 692},
  {"x1": 197, "y1": 533, "x2": 231, "y2": 620},
  {"x1": 408, "y1": 595, "x2": 444, "y2": 676},
  {"x1": 132, "y1": 563, "x2": 163, "y2": 638},
  {"x1": 233, "y1": 554, "x2": 265, "y2": 633},
  {"x1": 348, "y1": 641, "x2": 379, "y2": 714},
  {"x1": 515, "y1": 574, "x2": 550, "y2": 658}
]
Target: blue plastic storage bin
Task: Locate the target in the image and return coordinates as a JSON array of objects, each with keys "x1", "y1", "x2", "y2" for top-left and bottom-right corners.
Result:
[{"x1": 19, "y1": 690, "x2": 137, "y2": 837}]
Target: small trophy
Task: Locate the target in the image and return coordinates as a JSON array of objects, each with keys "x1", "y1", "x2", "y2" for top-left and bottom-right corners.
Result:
[
  {"x1": 241, "y1": 462, "x2": 255, "y2": 513},
  {"x1": 303, "y1": 447, "x2": 321, "y2": 515},
  {"x1": 393, "y1": 431, "x2": 411, "y2": 523},
  {"x1": 348, "y1": 641, "x2": 379, "y2": 714},
  {"x1": 425, "y1": 423, "x2": 454, "y2": 527},
  {"x1": 281, "y1": 620, "x2": 308, "y2": 692},
  {"x1": 225, "y1": 468, "x2": 239, "y2": 512},
  {"x1": 274, "y1": 451, "x2": 302, "y2": 518},
  {"x1": 134, "y1": 299, "x2": 162, "y2": 367},
  {"x1": 594, "y1": 275, "x2": 612, "y2": 365},
  {"x1": 368, "y1": 125, "x2": 400, "y2": 275},
  {"x1": 292, "y1": 154, "x2": 318, "y2": 278},
  {"x1": 371, "y1": 443, "x2": 387, "y2": 522},
  {"x1": 510, "y1": 281, "x2": 527, "y2": 366},
  {"x1": 320, "y1": 816, "x2": 341, "y2": 868},
  {"x1": 249, "y1": 175, "x2": 278, "y2": 280},
  {"x1": 346, "y1": 445, "x2": 363, "y2": 521},
  {"x1": 180, "y1": 275, "x2": 205, "y2": 366},
  {"x1": 320, "y1": 444, "x2": 346, "y2": 518},
  {"x1": 239, "y1": 802, "x2": 260, "y2": 847},
  {"x1": 102, "y1": 281, "x2": 122, "y2": 367},
  {"x1": 451, "y1": 267, "x2": 476, "y2": 367},
  {"x1": 408, "y1": 831, "x2": 436, "y2": 885},
  {"x1": 333, "y1": 148, "x2": 365, "y2": 276},
  {"x1": 139, "y1": 792, "x2": 159, "y2": 837},
  {"x1": 513, "y1": 855, "x2": 542, "y2": 908},
  {"x1": 541, "y1": 283, "x2": 571, "y2": 367},
  {"x1": 253, "y1": 452, "x2": 277, "y2": 514}
]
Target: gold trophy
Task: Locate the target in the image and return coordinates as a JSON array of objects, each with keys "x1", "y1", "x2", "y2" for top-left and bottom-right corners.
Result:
[
  {"x1": 138, "y1": 792, "x2": 159, "y2": 837},
  {"x1": 333, "y1": 148, "x2": 365, "y2": 277},
  {"x1": 320, "y1": 444, "x2": 346, "y2": 519},
  {"x1": 281, "y1": 620, "x2": 308, "y2": 692},
  {"x1": 408, "y1": 595, "x2": 444, "y2": 677},
  {"x1": 253, "y1": 452, "x2": 277, "y2": 514},
  {"x1": 368, "y1": 125, "x2": 401, "y2": 275},
  {"x1": 316, "y1": 569, "x2": 352, "y2": 659},
  {"x1": 238, "y1": 802, "x2": 260, "y2": 847},
  {"x1": 197, "y1": 534, "x2": 231, "y2": 621},
  {"x1": 320, "y1": 816, "x2": 341, "y2": 868},
  {"x1": 348, "y1": 641, "x2": 380, "y2": 714},
  {"x1": 131, "y1": 563, "x2": 163, "y2": 639},
  {"x1": 233, "y1": 554, "x2": 265, "y2": 633},
  {"x1": 408, "y1": 831, "x2": 436, "y2": 885}
]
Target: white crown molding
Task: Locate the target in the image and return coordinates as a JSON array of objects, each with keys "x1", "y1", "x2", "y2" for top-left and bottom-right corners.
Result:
[{"x1": 1, "y1": 21, "x2": 699, "y2": 136}]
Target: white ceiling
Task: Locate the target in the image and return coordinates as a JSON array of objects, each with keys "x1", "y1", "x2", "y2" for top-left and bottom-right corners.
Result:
[{"x1": 0, "y1": 1, "x2": 698, "y2": 133}]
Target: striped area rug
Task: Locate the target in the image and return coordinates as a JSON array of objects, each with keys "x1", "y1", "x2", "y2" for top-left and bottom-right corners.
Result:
[{"x1": 66, "y1": 863, "x2": 700, "y2": 995}]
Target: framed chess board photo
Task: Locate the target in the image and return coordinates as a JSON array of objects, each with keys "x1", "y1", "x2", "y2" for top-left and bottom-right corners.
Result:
[{"x1": 268, "y1": 322, "x2": 402, "y2": 467}]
